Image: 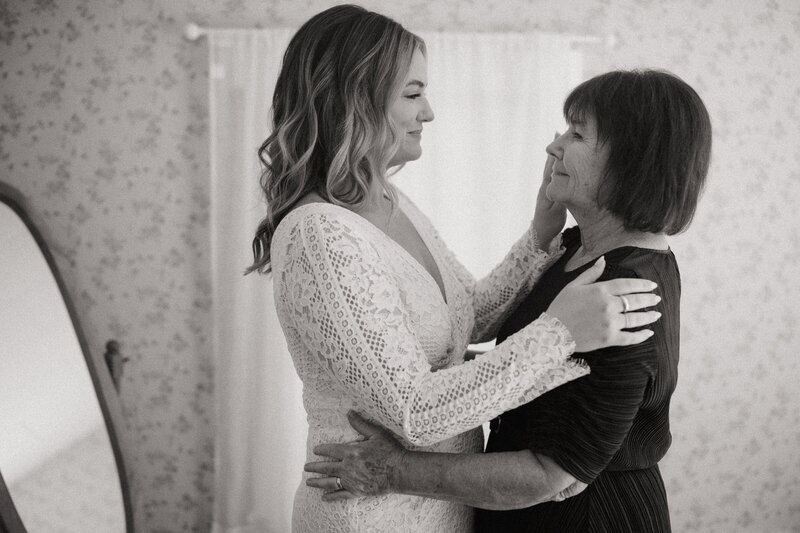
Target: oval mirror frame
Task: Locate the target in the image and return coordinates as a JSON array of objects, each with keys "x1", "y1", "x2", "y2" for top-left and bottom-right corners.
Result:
[{"x1": 0, "y1": 182, "x2": 134, "y2": 533}]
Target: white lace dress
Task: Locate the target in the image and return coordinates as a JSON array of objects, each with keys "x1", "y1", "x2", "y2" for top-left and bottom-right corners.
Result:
[{"x1": 270, "y1": 193, "x2": 588, "y2": 533}]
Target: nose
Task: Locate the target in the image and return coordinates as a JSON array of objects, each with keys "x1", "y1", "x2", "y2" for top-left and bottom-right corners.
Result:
[
  {"x1": 546, "y1": 132, "x2": 564, "y2": 159},
  {"x1": 418, "y1": 98, "x2": 434, "y2": 123}
]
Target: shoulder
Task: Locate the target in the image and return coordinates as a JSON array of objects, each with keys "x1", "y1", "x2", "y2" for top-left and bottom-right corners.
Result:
[
  {"x1": 274, "y1": 203, "x2": 368, "y2": 242},
  {"x1": 602, "y1": 246, "x2": 680, "y2": 295},
  {"x1": 587, "y1": 249, "x2": 679, "y2": 374},
  {"x1": 272, "y1": 203, "x2": 380, "y2": 265}
]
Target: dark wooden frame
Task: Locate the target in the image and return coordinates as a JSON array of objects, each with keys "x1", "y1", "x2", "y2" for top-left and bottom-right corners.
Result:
[{"x1": 0, "y1": 182, "x2": 135, "y2": 532}]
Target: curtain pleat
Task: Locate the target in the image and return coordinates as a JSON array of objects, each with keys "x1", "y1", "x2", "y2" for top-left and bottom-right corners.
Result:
[{"x1": 209, "y1": 29, "x2": 305, "y2": 533}]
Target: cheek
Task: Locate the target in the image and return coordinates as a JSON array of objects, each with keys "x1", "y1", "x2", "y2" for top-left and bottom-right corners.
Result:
[
  {"x1": 399, "y1": 110, "x2": 416, "y2": 128},
  {"x1": 565, "y1": 155, "x2": 593, "y2": 187}
]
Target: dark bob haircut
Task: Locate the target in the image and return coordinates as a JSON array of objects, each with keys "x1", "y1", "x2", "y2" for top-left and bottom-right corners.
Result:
[{"x1": 564, "y1": 69, "x2": 712, "y2": 235}]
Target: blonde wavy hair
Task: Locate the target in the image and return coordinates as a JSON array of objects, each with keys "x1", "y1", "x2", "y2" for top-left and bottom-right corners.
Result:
[{"x1": 247, "y1": 4, "x2": 425, "y2": 274}]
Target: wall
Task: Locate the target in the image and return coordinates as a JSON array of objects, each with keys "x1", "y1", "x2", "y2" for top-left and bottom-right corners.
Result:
[{"x1": 1, "y1": 0, "x2": 797, "y2": 531}]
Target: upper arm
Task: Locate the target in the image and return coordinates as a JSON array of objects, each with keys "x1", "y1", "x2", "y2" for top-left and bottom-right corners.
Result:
[
  {"x1": 283, "y1": 213, "x2": 431, "y2": 438},
  {"x1": 516, "y1": 340, "x2": 658, "y2": 484},
  {"x1": 533, "y1": 452, "x2": 578, "y2": 495},
  {"x1": 444, "y1": 449, "x2": 577, "y2": 510},
  {"x1": 496, "y1": 450, "x2": 578, "y2": 505}
]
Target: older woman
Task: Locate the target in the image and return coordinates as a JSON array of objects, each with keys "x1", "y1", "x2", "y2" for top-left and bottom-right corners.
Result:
[{"x1": 306, "y1": 69, "x2": 711, "y2": 532}]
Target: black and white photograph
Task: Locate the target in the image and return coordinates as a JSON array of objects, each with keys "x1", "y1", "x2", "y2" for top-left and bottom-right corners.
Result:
[{"x1": 1, "y1": 1, "x2": 798, "y2": 532}]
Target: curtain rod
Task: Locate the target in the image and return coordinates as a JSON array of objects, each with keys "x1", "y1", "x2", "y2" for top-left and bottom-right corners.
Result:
[{"x1": 184, "y1": 22, "x2": 614, "y2": 48}]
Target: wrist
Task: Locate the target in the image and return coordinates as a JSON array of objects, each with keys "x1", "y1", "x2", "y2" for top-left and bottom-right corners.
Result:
[
  {"x1": 532, "y1": 223, "x2": 558, "y2": 252},
  {"x1": 538, "y1": 312, "x2": 576, "y2": 356},
  {"x1": 388, "y1": 448, "x2": 412, "y2": 493}
]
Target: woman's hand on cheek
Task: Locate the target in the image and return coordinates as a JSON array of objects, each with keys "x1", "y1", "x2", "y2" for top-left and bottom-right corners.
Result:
[
  {"x1": 304, "y1": 411, "x2": 408, "y2": 501},
  {"x1": 533, "y1": 139, "x2": 567, "y2": 248}
]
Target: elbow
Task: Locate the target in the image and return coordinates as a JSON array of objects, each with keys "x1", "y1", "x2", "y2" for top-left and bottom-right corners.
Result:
[
  {"x1": 471, "y1": 480, "x2": 557, "y2": 511},
  {"x1": 477, "y1": 453, "x2": 572, "y2": 511},
  {"x1": 475, "y1": 482, "x2": 556, "y2": 511}
]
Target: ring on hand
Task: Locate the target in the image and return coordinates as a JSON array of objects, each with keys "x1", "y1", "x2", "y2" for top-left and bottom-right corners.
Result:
[
  {"x1": 335, "y1": 477, "x2": 344, "y2": 491},
  {"x1": 624, "y1": 312, "x2": 631, "y2": 329},
  {"x1": 619, "y1": 294, "x2": 631, "y2": 313}
]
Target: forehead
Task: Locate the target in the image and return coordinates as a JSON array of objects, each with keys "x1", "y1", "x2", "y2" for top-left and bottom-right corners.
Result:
[
  {"x1": 403, "y1": 48, "x2": 428, "y2": 84},
  {"x1": 568, "y1": 112, "x2": 598, "y2": 132}
]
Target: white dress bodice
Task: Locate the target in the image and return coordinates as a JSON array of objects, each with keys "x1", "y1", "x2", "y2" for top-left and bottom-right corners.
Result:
[{"x1": 270, "y1": 193, "x2": 588, "y2": 532}]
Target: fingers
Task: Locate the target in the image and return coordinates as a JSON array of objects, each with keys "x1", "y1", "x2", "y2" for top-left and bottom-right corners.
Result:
[
  {"x1": 543, "y1": 154, "x2": 555, "y2": 181},
  {"x1": 620, "y1": 310, "x2": 661, "y2": 330},
  {"x1": 306, "y1": 474, "x2": 360, "y2": 501},
  {"x1": 542, "y1": 133, "x2": 559, "y2": 179},
  {"x1": 346, "y1": 411, "x2": 378, "y2": 438},
  {"x1": 304, "y1": 460, "x2": 339, "y2": 476},
  {"x1": 617, "y1": 293, "x2": 661, "y2": 313},
  {"x1": 614, "y1": 328, "x2": 655, "y2": 346},
  {"x1": 312, "y1": 443, "x2": 347, "y2": 459},
  {"x1": 567, "y1": 256, "x2": 605, "y2": 286},
  {"x1": 322, "y1": 490, "x2": 358, "y2": 502},
  {"x1": 603, "y1": 277, "x2": 658, "y2": 297},
  {"x1": 306, "y1": 476, "x2": 341, "y2": 491},
  {"x1": 308, "y1": 476, "x2": 360, "y2": 501}
]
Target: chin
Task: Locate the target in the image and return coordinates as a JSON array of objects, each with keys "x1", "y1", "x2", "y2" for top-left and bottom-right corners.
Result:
[{"x1": 391, "y1": 151, "x2": 421, "y2": 166}]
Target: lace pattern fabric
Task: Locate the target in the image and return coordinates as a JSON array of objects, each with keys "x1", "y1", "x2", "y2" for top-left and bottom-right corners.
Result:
[{"x1": 271, "y1": 194, "x2": 588, "y2": 532}]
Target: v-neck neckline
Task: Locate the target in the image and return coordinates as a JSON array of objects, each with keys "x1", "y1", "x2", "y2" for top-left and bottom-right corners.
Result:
[{"x1": 288, "y1": 201, "x2": 448, "y2": 304}]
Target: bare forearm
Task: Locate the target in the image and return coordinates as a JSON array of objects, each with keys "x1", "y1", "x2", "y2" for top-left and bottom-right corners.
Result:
[{"x1": 391, "y1": 449, "x2": 572, "y2": 510}]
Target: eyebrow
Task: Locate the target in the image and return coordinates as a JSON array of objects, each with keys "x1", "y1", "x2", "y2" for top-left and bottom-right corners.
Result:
[{"x1": 405, "y1": 80, "x2": 426, "y2": 89}]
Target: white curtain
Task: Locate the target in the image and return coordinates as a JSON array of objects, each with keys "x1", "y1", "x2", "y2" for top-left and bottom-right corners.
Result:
[
  {"x1": 208, "y1": 29, "x2": 584, "y2": 533},
  {"x1": 399, "y1": 32, "x2": 583, "y2": 277},
  {"x1": 209, "y1": 29, "x2": 303, "y2": 533}
]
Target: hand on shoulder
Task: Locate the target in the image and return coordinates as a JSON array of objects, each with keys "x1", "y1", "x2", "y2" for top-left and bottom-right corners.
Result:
[{"x1": 546, "y1": 257, "x2": 661, "y2": 352}]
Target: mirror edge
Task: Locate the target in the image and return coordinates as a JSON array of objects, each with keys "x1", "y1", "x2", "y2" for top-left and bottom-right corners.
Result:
[
  {"x1": 0, "y1": 182, "x2": 135, "y2": 533},
  {"x1": 0, "y1": 469, "x2": 25, "y2": 533}
]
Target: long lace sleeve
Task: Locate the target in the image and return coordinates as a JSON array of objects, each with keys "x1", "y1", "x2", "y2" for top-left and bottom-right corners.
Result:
[
  {"x1": 436, "y1": 220, "x2": 565, "y2": 343},
  {"x1": 278, "y1": 212, "x2": 586, "y2": 447}
]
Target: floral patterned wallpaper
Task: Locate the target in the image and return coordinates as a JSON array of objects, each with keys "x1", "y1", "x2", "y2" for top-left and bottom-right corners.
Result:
[{"x1": 1, "y1": 0, "x2": 798, "y2": 532}]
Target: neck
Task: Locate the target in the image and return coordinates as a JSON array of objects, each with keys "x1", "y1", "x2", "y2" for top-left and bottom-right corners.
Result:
[
  {"x1": 575, "y1": 210, "x2": 629, "y2": 255},
  {"x1": 570, "y1": 208, "x2": 666, "y2": 264},
  {"x1": 366, "y1": 182, "x2": 389, "y2": 207},
  {"x1": 349, "y1": 181, "x2": 395, "y2": 229}
]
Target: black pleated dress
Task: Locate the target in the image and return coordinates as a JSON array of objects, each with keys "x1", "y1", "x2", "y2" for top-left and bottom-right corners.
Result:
[{"x1": 475, "y1": 227, "x2": 680, "y2": 533}]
